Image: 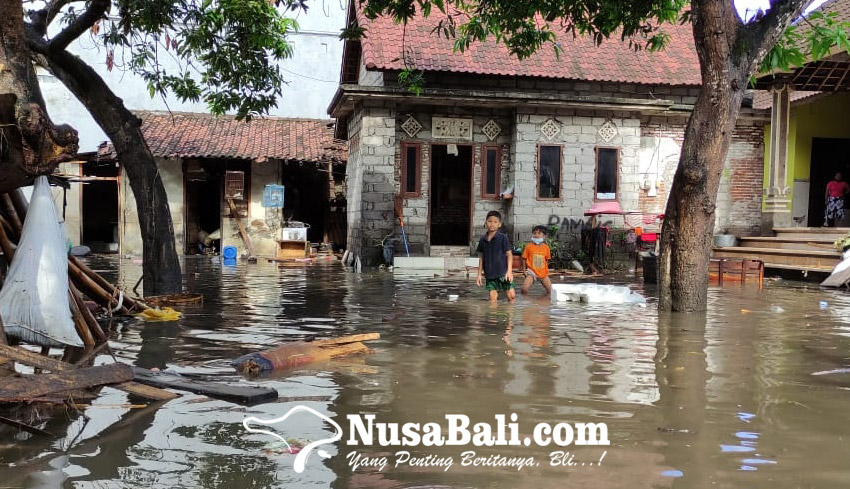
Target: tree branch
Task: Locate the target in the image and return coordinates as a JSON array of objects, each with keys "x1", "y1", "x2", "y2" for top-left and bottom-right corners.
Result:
[
  {"x1": 47, "y1": 0, "x2": 110, "y2": 52},
  {"x1": 744, "y1": 0, "x2": 811, "y2": 70},
  {"x1": 29, "y1": 0, "x2": 80, "y2": 37}
]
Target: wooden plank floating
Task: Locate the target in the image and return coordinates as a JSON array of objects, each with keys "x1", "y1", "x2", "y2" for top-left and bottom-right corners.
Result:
[
  {"x1": 131, "y1": 367, "x2": 278, "y2": 406},
  {"x1": 232, "y1": 333, "x2": 380, "y2": 378},
  {"x1": 112, "y1": 381, "x2": 179, "y2": 401},
  {"x1": 0, "y1": 364, "x2": 134, "y2": 400}
]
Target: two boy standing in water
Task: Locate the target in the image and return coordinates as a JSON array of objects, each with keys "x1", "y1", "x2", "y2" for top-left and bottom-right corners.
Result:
[{"x1": 475, "y1": 211, "x2": 552, "y2": 302}]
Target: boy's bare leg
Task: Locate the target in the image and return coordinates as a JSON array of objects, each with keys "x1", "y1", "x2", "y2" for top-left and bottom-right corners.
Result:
[
  {"x1": 540, "y1": 277, "x2": 553, "y2": 294},
  {"x1": 489, "y1": 290, "x2": 498, "y2": 302},
  {"x1": 521, "y1": 275, "x2": 534, "y2": 294},
  {"x1": 506, "y1": 288, "x2": 516, "y2": 302}
]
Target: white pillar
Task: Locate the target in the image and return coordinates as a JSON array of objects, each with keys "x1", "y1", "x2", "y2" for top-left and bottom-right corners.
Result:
[{"x1": 764, "y1": 84, "x2": 791, "y2": 214}]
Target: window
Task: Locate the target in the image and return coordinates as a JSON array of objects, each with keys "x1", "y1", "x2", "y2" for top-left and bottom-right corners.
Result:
[
  {"x1": 400, "y1": 143, "x2": 421, "y2": 197},
  {"x1": 481, "y1": 145, "x2": 501, "y2": 199},
  {"x1": 537, "y1": 145, "x2": 562, "y2": 199},
  {"x1": 595, "y1": 147, "x2": 619, "y2": 200}
]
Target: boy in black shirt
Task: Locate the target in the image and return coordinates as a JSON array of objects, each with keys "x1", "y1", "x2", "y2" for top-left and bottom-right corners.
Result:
[{"x1": 476, "y1": 211, "x2": 516, "y2": 303}]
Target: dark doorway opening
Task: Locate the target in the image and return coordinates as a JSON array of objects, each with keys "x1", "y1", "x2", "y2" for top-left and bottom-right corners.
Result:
[
  {"x1": 430, "y1": 144, "x2": 472, "y2": 246},
  {"x1": 82, "y1": 160, "x2": 119, "y2": 253},
  {"x1": 185, "y1": 160, "x2": 223, "y2": 254},
  {"x1": 280, "y1": 161, "x2": 330, "y2": 243},
  {"x1": 808, "y1": 138, "x2": 850, "y2": 227}
]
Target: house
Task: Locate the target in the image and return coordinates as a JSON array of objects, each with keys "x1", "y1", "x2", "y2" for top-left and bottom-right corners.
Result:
[
  {"x1": 712, "y1": 0, "x2": 850, "y2": 272},
  {"x1": 59, "y1": 112, "x2": 347, "y2": 257},
  {"x1": 328, "y1": 3, "x2": 768, "y2": 266}
]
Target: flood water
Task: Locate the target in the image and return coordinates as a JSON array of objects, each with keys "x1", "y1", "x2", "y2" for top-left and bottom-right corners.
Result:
[{"x1": 2, "y1": 256, "x2": 850, "y2": 488}]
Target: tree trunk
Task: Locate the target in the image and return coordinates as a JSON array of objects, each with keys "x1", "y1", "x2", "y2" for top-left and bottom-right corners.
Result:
[
  {"x1": 0, "y1": 0, "x2": 77, "y2": 194},
  {"x1": 659, "y1": 0, "x2": 748, "y2": 312},
  {"x1": 28, "y1": 45, "x2": 182, "y2": 295}
]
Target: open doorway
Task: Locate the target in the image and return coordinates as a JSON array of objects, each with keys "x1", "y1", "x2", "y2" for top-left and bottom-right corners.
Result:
[
  {"x1": 184, "y1": 160, "x2": 223, "y2": 254},
  {"x1": 430, "y1": 144, "x2": 472, "y2": 246},
  {"x1": 82, "y1": 160, "x2": 119, "y2": 253},
  {"x1": 807, "y1": 138, "x2": 850, "y2": 227},
  {"x1": 280, "y1": 161, "x2": 330, "y2": 243}
]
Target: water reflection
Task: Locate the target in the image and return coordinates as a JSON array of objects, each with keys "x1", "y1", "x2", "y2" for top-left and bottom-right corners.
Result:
[{"x1": 1, "y1": 259, "x2": 850, "y2": 488}]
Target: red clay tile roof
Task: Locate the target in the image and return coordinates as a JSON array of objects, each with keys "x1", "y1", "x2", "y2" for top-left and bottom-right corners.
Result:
[
  {"x1": 137, "y1": 112, "x2": 346, "y2": 162},
  {"x1": 358, "y1": 9, "x2": 701, "y2": 86}
]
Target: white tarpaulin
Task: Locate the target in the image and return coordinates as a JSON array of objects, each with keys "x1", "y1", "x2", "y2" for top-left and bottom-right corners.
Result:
[
  {"x1": 551, "y1": 283, "x2": 646, "y2": 305},
  {"x1": 0, "y1": 177, "x2": 81, "y2": 346}
]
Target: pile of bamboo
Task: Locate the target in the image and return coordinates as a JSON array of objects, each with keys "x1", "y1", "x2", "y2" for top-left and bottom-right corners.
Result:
[{"x1": 0, "y1": 189, "x2": 150, "y2": 347}]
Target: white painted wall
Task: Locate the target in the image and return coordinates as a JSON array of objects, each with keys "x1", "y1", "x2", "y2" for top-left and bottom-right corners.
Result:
[{"x1": 40, "y1": 4, "x2": 347, "y2": 152}]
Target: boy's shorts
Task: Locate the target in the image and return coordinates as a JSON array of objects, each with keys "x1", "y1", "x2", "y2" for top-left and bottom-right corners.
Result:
[
  {"x1": 525, "y1": 269, "x2": 549, "y2": 280},
  {"x1": 485, "y1": 277, "x2": 515, "y2": 291}
]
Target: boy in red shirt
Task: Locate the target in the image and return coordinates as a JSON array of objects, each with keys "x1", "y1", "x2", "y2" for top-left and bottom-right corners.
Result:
[{"x1": 521, "y1": 225, "x2": 553, "y2": 295}]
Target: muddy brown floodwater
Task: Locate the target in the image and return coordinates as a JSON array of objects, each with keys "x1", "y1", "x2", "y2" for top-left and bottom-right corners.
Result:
[{"x1": 2, "y1": 256, "x2": 850, "y2": 488}]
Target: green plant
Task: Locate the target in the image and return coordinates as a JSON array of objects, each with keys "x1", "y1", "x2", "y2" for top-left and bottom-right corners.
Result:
[{"x1": 834, "y1": 232, "x2": 850, "y2": 251}]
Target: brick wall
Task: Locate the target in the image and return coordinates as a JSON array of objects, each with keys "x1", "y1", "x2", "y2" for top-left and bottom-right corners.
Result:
[
  {"x1": 720, "y1": 121, "x2": 765, "y2": 236},
  {"x1": 509, "y1": 108, "x2": 644, "y2": 244},
  {"x1": 345, "y1": 103, "x2": 398, "y2": 263}
]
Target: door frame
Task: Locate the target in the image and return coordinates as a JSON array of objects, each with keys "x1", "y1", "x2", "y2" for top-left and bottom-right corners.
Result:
[{"x1": 427, "y1": 143, "x2": 475, "y2": 248}]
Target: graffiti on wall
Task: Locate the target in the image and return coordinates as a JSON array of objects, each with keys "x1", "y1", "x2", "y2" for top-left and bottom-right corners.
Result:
[{"x1": 546, "y1": 215, "x2": 612, "y2": 233}]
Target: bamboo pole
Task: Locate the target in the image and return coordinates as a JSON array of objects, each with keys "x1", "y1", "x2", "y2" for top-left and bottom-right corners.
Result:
[
  {"x1": 70, "y1": 282, "x2": 106, "y2": 343},
  {"x1": 68, "y1": 289, "x2": 95, "y2": 347},
  {"x1": 68, "y1": 261, "x2": 130, "y2": 315},
  {"x1": 0, "y1": 194, "x2": 22, "y2": 234},
  {"x1": 69, "y1": 255, "x2": 147, "y2": 311},
  {"x1": 9, "y1": 189, "x2": 28, "y2": 222},
  {"x1": 0, "y1": 216, "x2": 14, "y2": 261}
]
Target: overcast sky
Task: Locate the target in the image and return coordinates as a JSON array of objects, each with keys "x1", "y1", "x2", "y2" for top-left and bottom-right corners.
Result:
[{"x1": 736, "y1": 0, "x2": 830, "y2": 22}]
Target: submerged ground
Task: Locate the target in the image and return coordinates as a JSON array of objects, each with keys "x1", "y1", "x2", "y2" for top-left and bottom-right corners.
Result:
[{"x1": 2, "y1": 256, "x2": 850, "y2": 488}]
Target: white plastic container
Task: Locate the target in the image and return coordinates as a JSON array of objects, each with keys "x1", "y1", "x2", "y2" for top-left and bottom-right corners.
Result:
[{"x1": 281, "y1": 227, "x2": 307, "y2": 241}]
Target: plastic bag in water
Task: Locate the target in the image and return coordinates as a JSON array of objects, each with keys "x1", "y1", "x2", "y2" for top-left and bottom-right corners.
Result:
[{"x1": 0, "y1": 177, "x2": 81, "y2": 347}]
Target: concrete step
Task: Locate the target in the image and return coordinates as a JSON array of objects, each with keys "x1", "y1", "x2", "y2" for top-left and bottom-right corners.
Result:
[
  {"x1": 712, "y1": 246, "x2": 841, "y2": 271},
  {"x1": 773, "y1": 227, "x2": 850, "y2": 240},
  {"x1": 429, "y1": 246, "x2": 471, "y2": 258},
  {"x1": 737, "y1": 236, "x2": 837, "y2": 252}
]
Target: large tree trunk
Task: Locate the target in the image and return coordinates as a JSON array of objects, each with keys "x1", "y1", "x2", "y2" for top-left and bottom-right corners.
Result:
[
  {"x1": 0, "y1": 0, "x2": 77, "y2": 194},
  {"x1": 659, "y1": 0, "x2": 748, "y2": 312},
  {"x1": 26, "y1": 44, "x2": 182, "y2": 295}
]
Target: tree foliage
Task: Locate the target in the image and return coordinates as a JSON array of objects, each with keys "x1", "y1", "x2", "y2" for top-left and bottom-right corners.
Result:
[{"x1": 25, "y1": 0, "x2": 303, "y2": 120}]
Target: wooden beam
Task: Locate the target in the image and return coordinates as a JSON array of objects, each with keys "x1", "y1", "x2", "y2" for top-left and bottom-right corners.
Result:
[
  {"x1": 0, "y1": 364, "x2": 134, "y2": 399},
  {"x1": 836, "y1": 64, "x2": 850, "y2": 90},
  {"x1": 0, "y1": 344, "x2": 177, "y2": 401},
  {"x1": 227, "y1": 197, "x2": 254, "y2": 257}
]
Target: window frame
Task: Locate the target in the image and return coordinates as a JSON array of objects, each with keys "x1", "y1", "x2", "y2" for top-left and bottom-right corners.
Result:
[
  {"x1": 400, "y1": 142, "x2": 422, "y2": 198},
  {"x1": 536, "y1": 144, "x2": 563, "y2": 201},
  {"x1": 481, "y1": 145, "x2": 502, "y2": 200},
  {"x1": 594, "y1": 146, "x2": 620, "y2": 201}
]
